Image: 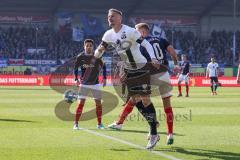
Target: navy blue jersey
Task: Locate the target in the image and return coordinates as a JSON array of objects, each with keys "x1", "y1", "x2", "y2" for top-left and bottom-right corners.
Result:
[
  {"x1": 74, "y1": 52, "x2": 106, "y2": 85},
  {"x1": 140, "y1": 36, "x2": 170, "y2": 66},
  {"x1": 180, "y1": 61, "x2": 190, "y2": 75}
]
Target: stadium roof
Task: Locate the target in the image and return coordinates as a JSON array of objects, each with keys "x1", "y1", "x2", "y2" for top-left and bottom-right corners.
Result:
[{"x1": 0, "y1": 0, "x2": 239, "y2": 17}]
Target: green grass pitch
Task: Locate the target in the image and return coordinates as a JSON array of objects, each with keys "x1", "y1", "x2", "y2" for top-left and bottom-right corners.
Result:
[{"x1": 0, "y1": 86, "x2": 240, "y2": 160}]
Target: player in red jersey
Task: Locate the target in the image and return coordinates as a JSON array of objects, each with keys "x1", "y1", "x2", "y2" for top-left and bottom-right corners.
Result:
[{"x1": 73, "y1": 39, "x2": 106, "y2": 130}]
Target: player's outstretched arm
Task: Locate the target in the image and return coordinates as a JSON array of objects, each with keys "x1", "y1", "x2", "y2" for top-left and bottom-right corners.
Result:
[
  {"x1": 167, "y1": 45, "x2": 178, "y2": 66},
  {"x1": 139, "y1": 39, "x2": 159, "y2": 68},
  {"x1": 133, "y1": 28, "x2": 158, "y2": 67},
  {"x1": 167, "y1": 45, "x2": 180, "y2": 75},
  {"x1": 94, "y1": 41, "x2": 108, "y2": 58}
]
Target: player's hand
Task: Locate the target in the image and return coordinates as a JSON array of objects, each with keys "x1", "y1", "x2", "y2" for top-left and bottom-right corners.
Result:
[
  {"x1": 151, "y1": 58, "x2": 160, "y2": 69},
  {"x1": 173, "y1": 64, "x2": 180, "y2": 70},
  {"x1": 94, "y1": 46, "x2": 105, "y2": 58},
  {"x1": 176, "y1": 73, "x2": 180, "y2": 78},
  {"x1": 98, "y1": 45, "x2": 105, "y2": 53},
  {"x1": 74, "y1": 78, "x2": 80, "y2": 86},
  {"x1": 173, "y1": 65, "x2": 181, "y2": 74},
  {"x1": 102, "y1": 79, "x2": 107, "y2": 87}
]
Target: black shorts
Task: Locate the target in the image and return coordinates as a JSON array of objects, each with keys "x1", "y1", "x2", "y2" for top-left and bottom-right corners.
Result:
[
  {"x1": 124, "y1": 63, "x2": 168, "y2": 97},
  {"x1": 125, "y1": 65, "x2": 151, "y2": 96},
  {"x1": 210, "y1": 77, "x2": 218, "y2": 84}
]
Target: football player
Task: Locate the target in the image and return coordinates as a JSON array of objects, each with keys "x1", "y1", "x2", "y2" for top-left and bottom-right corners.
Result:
[
  {"x1": 177, "y1": 54, "x2": 191, "y2": 97},
  {"x1": 109, "y1": 23, "x2": 179, "y2": 145},
  {"x1": 73, "y1": 39, "x2": 106, "y2": 130},
  {"x1": 206, "y1": 57, "x2": 220, "y2": 95},
  {"x1": 94, "y1": 9, "x2": 166, "y2": 149}
]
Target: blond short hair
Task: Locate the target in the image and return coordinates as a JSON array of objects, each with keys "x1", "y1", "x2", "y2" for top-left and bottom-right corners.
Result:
[
  {"x1": 108, "y1": 8, "x2": 122, "y2": 16},
  {"x1": 135, "y1": 23, "x2": 150, "y2": 31}
]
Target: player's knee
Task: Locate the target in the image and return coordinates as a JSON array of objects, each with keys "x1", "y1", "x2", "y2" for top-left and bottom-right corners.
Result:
[
  {"x1": 79, "y1": 99, "x2": 85, "y2": 105},
  {"x1": 141, "y1": 96, "x2": 151, "y2": 107},
  {"x1": 95, "y1": 99, "x2": 102, "y2": 106},
  {"x1": 162, "y1": 96, "x2": 171, "y2": 108}
]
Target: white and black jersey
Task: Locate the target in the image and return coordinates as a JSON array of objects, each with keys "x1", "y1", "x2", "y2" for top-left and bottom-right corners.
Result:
[
  {"x1": 102, "y1": 25, "x2": 150, "y2": 70},
  {"x1": 207, "y1": 62, "x2": 219, "y2": 77}
]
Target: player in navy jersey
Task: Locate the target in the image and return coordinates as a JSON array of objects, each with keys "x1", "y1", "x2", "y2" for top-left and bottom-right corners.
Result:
[
  {"x1": 111, "y1": 23, "x2": 178, "y2": 145},
  {"x1": 136, "y1": 23, "x2": 179, "y2": 144},
  {"x1": 109, "y1": 23, "x2": 179, "y2": 144},
  {"x1": 140, "y1": 36, "x2": 170, "y2": 67},
  {"x1": 177, "y1": 54, "x2": 191, "y2": 97},
  {"x1": 73, "y1": 39, "x2": 106, "y2": 130}
]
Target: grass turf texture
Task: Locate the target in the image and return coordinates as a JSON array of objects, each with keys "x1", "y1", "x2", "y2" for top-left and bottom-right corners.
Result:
[{"x1": 0, "y1": 86, "x2": 240, "y2": 160}]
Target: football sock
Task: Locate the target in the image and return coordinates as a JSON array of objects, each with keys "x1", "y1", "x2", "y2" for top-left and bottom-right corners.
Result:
[
  {"x1": 164, "y1": 107, "x2": 173, "y2": 134},
  {"x1": 75, "y1": 102, "x2": 84, "y2": 124},
  {"x1": 186, "y1": 84, "x2": 189, "y2": 95},
  {"x1": 138, "y1": 102, "x2": 157, "y2": 135},
  {"x1": 211, "y1": 85, "x2": 214, "y2": 92},
  {"x1": 178, "y1": 84, "x2": 182, "y2": 94},
  {"x1": 96, "y1": 105, "x2": 102, "y2": 125},
  {"x1": 214, "y1": 83, "x2": 218, "y2": 91},
  {"x1": 116, "y1": 100, "x2": 135, "y2": 125}
]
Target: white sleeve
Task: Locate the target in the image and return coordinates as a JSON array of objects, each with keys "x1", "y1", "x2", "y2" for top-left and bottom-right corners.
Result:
[
  {"x1": 102, "y1": 31, "x2": 110, "y2": 43},
  {"x1": 129, "y1": 28, "x2": 155, "y2": 59},
  {"x1": 94, "y1": 31, "x2": 110, "y2": 58},
  {"x1": 206, "y1": 64, "x2": 210, "y2": 72},
  {"x1": 140, "y1": 39, "x2": 155, "y2": 59},
  {"x1": 207, "y1": 63, "x2": 210, "y2": 69},
  {"x1": 130, "y1": 29, "x2": 141, "y2": 42}
]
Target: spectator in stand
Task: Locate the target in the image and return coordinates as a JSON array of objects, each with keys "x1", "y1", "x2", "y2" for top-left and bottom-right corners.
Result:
[{"x1": 0, "y1": 26, "x2": 239, "y2": 66}]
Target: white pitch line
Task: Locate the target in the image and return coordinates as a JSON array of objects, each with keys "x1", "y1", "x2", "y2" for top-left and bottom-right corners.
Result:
[{"x1": 80, "y1": 127, "x2": 182, "y2": 160}]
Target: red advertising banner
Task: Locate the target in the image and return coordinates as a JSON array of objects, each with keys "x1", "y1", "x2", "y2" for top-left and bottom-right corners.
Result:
[
  {"x1": 0, "y1": 75, "x2": 47, "y2": 86},
  {"x1": 171, "y1": 77, "x2": 240, "y2": 87},
  {"x1": 0, "y1": 75, "x2": 111, "y2": 86},
  {"x1": 0, "y1": 75, "x2": 239, "y2": 87}
]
